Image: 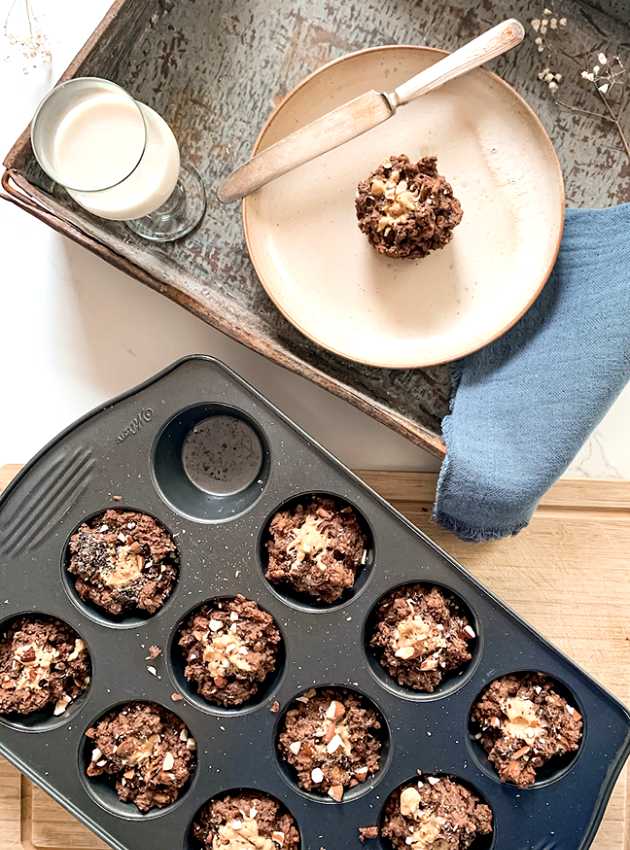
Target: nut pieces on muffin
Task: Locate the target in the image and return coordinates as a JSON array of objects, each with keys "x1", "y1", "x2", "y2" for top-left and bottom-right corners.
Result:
[
  {"x1": 278, "y1": 687, "x2": 383, "y2": 802},
  {"x1": 177, "y1": 595, "x2": 282, "y2": 707},
  {"x1": 192, "y1": 791, "x2": 300, "y2": 850},
  {"x1": 381, "y1": 775, "x2": 493, "y2": 850},
  {"x1": 265, "y1": 496, "x2": 368, "y2": 604},
  {"x1": 0, "y1": 615, "x2": 90, "y2": 717},
  {"x1": 355, "y1": 154, "x2": 463, "y2": 259},
  {"x1": 470, "y1": 672, "x2": 583, "y2": 787},
  {"x1": 85, "y1": 702, "x2": 196, "y2": 812},
  {"x1": 370, "y1": 584, "x2": 475, "y2": 692},
  {"x1": 67, "y1": 509, "x2": 178, "y2": 617}
]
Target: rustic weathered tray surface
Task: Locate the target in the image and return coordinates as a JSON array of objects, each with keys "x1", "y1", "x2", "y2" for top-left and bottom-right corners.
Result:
[
  {"x1": 0, "y1": 465, "x2": 628, "y2": 850},
  {"x1": 3, "y1": 0, "x2": 630, "y2": 456}
]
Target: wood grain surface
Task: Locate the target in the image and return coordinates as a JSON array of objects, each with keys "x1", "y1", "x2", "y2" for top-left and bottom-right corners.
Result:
[
  {"x1": 4, "y1": 0, "x2": 630, "y2": 457},
  {"x1": 0, "y1": 464, "x2": 628, "y2": 850}
]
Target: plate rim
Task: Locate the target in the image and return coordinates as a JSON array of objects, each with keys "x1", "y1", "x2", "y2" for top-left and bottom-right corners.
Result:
[{"x1": 243, "y1": 44, "x2": 566, "y2": 369}]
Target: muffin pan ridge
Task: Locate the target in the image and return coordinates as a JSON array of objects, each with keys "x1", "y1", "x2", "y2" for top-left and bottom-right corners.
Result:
[{"x1": 0, "y1": 356, "x2": 628, "y2": 850}]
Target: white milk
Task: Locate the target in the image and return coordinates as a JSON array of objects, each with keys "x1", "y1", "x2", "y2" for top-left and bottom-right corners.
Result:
[{"x1": 51, "y1": 91, "x2": 180, "y2": 221}]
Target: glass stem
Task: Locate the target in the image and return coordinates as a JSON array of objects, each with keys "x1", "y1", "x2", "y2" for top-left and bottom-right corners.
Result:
[{"x1": 151, "y1": 177, "x2": 187, "y2": 219}]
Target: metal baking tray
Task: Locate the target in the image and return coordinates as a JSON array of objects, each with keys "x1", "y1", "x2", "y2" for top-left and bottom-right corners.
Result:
[
  {"x1": 3, "y1": 0, "x2": 630, "y2": 458},
  {"x1": 0, "y1": 355, "x2": 628, "y2": 850}
]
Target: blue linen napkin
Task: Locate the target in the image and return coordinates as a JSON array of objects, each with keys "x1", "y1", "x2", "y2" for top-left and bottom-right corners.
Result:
[{"x1": 434, "y1": 204, "x2": 630, "y2": 541}]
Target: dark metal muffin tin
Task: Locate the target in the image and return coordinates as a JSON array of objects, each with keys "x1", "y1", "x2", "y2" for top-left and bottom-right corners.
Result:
[{"x1": 0, "y1": 356, "x2": 628, "y2": 850}]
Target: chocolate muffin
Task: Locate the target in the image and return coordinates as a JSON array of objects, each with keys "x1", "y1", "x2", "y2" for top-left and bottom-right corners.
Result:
[
  {"x1": 370, "y1": 585, "x2": 475, "y2": 692},
  {"x1": 265, "y1": 496, "x2": 368, "y2": 604},
  {"x1": 192, "y1": 791, "x2": 300, "y2": 850},
  {"x1": 177, "y1": 595, "x2": 282, "y2": 708},
  {"x1": 381, "y1": 775, "x2": 493, "y2": 850},
  {"x1": 277, "y1": 687, "x2": 383, "y2": 802},
  {"x1": 355, "y1": 154, "x2": 463, "y2": 259},
  {"x1": 0, "y1": 615, "x2": 90, "y2": 717},
  {"x1": 85, "y1": 702, "x2": 196, "y2": 813},
  {"x1": 470, "y1": 672, "x2": 583, "y2": 787},
  {"x1": 67, "y1": 509, "x2": 178, "y2": 617}
]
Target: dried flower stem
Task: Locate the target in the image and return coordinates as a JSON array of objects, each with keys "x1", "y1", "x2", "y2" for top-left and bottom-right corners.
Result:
[
  {"x1": 530, "y1": 9, "x2": 630, "y2": 164},
  {"x1": 596, "y1": 88, "x2": 630, "y2": 159}
]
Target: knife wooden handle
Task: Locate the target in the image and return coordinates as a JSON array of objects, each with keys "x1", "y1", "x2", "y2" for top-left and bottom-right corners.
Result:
[{"x1": 390, "y1": 18, "x2": 525, "y2": 107}]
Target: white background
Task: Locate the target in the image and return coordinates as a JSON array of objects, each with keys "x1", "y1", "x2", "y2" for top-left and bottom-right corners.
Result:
[{"x1": 1, "y1": 0, "x2": 628, "y2": 478}]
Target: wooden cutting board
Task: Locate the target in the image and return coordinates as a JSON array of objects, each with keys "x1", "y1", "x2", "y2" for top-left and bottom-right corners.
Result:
[{"x1": 0, "y1": 464, "x2": 628, "y2": 850}]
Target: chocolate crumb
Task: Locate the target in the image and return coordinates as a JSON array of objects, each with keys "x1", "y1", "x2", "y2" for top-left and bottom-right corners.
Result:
[
  {"x1": 358, "y1": 825, "x2": 379, "y2": 842},
  {"x1": 147, "y1": 645, "x2": 162, "y2": 659},
  {"x1": 270, "y1": 700, "x2": 281, "y2": 714}
]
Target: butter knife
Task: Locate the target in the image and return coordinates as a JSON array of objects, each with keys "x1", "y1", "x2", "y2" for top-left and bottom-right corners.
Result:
[{"x1": 218, "y1": 18, "x2": 524, "y2": 203}]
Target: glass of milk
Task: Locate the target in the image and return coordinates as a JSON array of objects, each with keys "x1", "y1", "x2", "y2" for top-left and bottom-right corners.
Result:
[{"x1": 30, "y1": 77, "x2": 206, "y2": 242}]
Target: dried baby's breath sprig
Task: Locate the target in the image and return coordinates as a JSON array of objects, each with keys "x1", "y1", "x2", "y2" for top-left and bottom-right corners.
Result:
[
  {"x1": 529, "y1": 8, "x2": 629, "y2": 163},
  {"x1": 1, "y1": 0, "x2": 51, "y2": 74},
  {"x1": 573, "y1": 53, "x2": 629, "y2": 159},
  {"x1": 530, "y1": 8, "x2": 567, "y2": 54}
]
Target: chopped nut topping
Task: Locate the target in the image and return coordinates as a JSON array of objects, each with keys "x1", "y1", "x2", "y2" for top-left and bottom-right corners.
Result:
[
  {"x1": 53, "y1": 694, "x2": 72, "y2": 716},
  {"x1": 503, "y1": 696, "x2": 546, "y2": 742},
  {"x1": 328, "y1": 784, "x2": 344, "y2": 802},
  {"x1": 124, "y1": 733, "x2": 161, "y2": 766},
  {"x1": 13, "y1": 642, "x2": 60, "y2": 691},
  {"x1": 216, "y1": 813, "x2": 280, "y2": 850},
  {"x1": 286, "y1": 516, "x2": 329, "y2": 567},
  {"x1": 68, "y1": 639, "x2": 86, "y2": 661},
  {"x1": 370, "y1": 179, "x2": 386, "y2": 196},
  {"x1": 311, "y1": 767, "x2": 324, "y2": 784},
  {"x1": 102, "y1": 545, "x2": 144, "y2": 589},
  {"x1": 202, "y1": 631, "x2": 253, "y2": 676},
  {"x1": 325, "y1": 700, "x2": 345, "y2": 720},
  {"x1": 406, "y1": 813, "x2": 447, "y2": 849},
  {"x1": 326, "y1": 734, "x2": 343, "y2": 754},
  {"x1": 400, "y1": 786, "x2": 422, "y2": 817},
  {"x1": 392, "y1": 614, "x2": 446, "y2": 662}
]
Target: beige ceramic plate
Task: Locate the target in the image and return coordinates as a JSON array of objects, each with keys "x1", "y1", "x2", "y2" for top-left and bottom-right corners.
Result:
[{"x1": 243, "y1": 46, "x2": 564, "y2": 369}]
